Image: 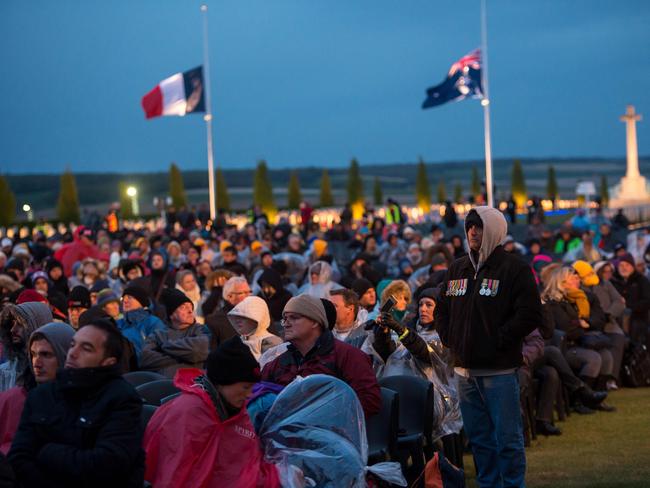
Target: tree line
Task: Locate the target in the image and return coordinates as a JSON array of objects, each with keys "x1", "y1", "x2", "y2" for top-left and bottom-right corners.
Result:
[{"x1": 0, "y1": 159, "x2": 611, "y2": 226}]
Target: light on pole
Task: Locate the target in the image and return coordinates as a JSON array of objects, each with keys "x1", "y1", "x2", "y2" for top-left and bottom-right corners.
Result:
[
  {"x1": 126, "y1": 186, "x2": 139, "y2": 216},
  {"x1": 22, "y1": 204, "x2": 33, "y2": 222}
]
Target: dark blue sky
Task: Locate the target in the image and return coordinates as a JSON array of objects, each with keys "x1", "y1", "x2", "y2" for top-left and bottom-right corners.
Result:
[{"x1": 1, "y1": 0, "x2": 649, "y2": 174}]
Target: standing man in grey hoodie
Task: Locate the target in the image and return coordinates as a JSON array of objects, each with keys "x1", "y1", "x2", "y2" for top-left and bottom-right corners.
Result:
[{"x1": 436, "y1": 207, "x2": 542, "y2": 488}]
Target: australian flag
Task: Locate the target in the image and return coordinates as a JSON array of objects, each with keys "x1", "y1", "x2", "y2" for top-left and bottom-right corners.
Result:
[{"x1": 422, "y1": 49, "x2": 484, "y2": 109}]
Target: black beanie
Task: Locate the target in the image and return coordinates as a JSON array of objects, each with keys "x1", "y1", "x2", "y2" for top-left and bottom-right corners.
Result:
[
  {"x1": 351, "y1": 278, "x2": 373, "y2": 299},
  {"x1": 464, "y1": 210, "x2": 483, "y2": 233},
  {"x1": 161, "y1": 288, "x2": 193, "y2": 317},
  {"x1": 68, "y1": 286, "x2": 91, "y2": 309},
  {"x1": 418, "y1": 287, "x2": 440, "y2": 303},
  {"x1": 207, "y1": 337, "x2": 261, "y2": 385},
  {"x1": 320, "y1": 298, "x2": 337, "y2": 331},
  {"x1": 122, "y1": 285, "x2": 150, "y2": 308}
]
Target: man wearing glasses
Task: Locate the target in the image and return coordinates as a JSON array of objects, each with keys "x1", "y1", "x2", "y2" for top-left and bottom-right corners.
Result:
[
  {"x1": 261, "y1": 294, "x2": 381, "y2": 417},
  {"x1": 205, "y1": 277, "x2": 252, "y2": 350}
]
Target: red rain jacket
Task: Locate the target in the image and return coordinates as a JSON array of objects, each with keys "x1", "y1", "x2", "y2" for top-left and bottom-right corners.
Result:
[
  {"x1": 54, "y1": 228, "x2": 108, "y2": 277},
  {"x1": 143, "y1": 369, "x2": 280, "y2": 488}
]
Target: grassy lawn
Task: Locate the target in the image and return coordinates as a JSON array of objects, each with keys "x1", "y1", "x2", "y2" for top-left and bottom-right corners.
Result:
[{"x1": 463, "y1": 388, "x2": 650, "y2": 488}]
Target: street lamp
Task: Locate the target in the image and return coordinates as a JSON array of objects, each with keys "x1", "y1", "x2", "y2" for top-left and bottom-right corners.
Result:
[
  {"x1": 126, "y1": 186, "x2": 139, "y2": 216},
  {"x1": 22, "y1": 204, "x2": 33, "y2": 222}
]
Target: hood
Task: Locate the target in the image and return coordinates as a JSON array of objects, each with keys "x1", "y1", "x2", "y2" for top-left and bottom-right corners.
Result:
[
  {"x1": 174, "y1": 367, "x2": 205, "y2": 393},
  {"x1": 29, "y1": 321, "x2": 75, "y2": 370},
  {"x1": 228, "y1": 296, "x2": 271, "y2": 334},
  {"x1": 465, "y1": 207, "x2": 507, "y2": 271},
  {"x1": 257, "y1": 268, "x2": 284, "y2": 292},
  {"x1": 308, "y1": 261, "x2": 332, "y2": 284},
  {"x1": 15, "y1": 302, "x2": 54, "y2": 336}
]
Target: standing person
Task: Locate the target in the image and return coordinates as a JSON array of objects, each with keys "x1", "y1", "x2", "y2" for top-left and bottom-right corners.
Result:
[
  {"x1": 435, "y1": 207, "x2": 542, "y2": 488},
  {"x1": 139, "y1": 289, "x2": 210, "y2": 378},
  {"x1": 8, "y1": 321, "x2": 145, "y2": 488}
]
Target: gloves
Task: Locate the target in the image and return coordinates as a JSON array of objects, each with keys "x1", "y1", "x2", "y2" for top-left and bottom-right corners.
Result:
[{"x1": 379, "y1": 312, "x2": 406, "y2": 336}]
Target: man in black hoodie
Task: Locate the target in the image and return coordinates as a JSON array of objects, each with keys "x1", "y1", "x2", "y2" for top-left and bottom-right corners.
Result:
[
  {"x1": 9, "y1": 320, "x2": 144, "y2": 488},
  {"x1": 436, "y1": 207, "x2": 542, "y2": 488}
]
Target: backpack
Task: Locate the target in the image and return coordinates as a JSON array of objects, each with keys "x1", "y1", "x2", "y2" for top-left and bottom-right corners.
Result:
[
  {"x1": 621, "y1": 343, "x2": 650, "y2": 387},
  {"x1": 420, "y1": 452, "x2": 465, "y2": 488}
]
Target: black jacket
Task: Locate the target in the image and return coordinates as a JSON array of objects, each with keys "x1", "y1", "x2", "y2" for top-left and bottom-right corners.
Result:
[
  {"x1": 205, "y1": 302, "x2": 237, "y2": 350},
  {"x1": 611, "y1": 271, "x2": 650, "y2": 321},
  {"x1": 435, "y1": 246, "x2": 542, "y2": 369},
  {"x1": 8, "y1": 366, "x2": 144, "y2": 488}
]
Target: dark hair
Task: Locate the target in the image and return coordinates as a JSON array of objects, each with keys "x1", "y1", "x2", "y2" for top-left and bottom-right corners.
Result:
[
  {"x1": 223, "y1": 246, "x2": 237, "y2": 255},
  {"x1": 80, "y1": 319, "x2": 124, "y2": 363},
  {"x1": 330, "y1": 288, "x2": 359, "y2": 319}
]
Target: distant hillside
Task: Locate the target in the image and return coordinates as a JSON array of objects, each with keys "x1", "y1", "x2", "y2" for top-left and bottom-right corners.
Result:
[{"x1": 5, "y1": 156, "x2": 648, "y2": 217}]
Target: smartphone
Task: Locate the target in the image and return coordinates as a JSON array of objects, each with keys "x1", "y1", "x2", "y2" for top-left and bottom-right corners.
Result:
[{"x1": 380, "y1": 295, "x2": 396, "y2": 315}]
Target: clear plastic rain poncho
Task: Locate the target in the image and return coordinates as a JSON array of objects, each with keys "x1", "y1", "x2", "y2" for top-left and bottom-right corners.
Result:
[
  {"x1": 272, "y1": 252, "x2": 309, "y2": 286},
  {"x1": 297, "y1": 261, "x2": 342, "y2": 299},
  {"x1": 259, "y1": 374, "x2": 406, "y2": 488},
  {"x1": 362, "y1": 326, "x2": 463, "y2": 440}
]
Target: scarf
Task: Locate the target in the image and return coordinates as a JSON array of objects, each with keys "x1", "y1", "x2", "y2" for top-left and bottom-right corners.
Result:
[{"x1": 565, "y1": 288, "x2": 590, "y2": 319}]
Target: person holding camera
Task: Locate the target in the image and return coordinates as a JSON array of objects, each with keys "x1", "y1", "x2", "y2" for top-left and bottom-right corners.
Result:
[{"x1": 435, "y1": 207, "x2": 542, "y2": 488}]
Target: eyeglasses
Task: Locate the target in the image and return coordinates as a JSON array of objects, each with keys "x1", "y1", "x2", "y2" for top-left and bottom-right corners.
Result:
[{"x1": 281, "y1": 313, "x2": 305, "y2": 326}]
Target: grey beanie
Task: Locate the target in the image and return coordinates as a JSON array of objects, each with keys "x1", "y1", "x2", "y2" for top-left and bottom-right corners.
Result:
[
  {"x1": 15, "y1": 302, "x2": 54, "y2": 339},
  {"x1": 29, "y1": 322, "x2": 76, "y2": 369},
  {"x1": 283, "y1": 294, "x2": 328, "y2": 328}
]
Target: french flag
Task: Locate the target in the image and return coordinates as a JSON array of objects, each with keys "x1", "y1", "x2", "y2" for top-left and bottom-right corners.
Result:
[{"x1": 141, "y1": 66, "x2": 206, "y2": 119}]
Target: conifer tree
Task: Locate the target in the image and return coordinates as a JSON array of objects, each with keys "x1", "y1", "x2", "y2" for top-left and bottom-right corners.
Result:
[
  {"x1": 287, "y1": 171, "x2": 302, "y2": 209},
  {"x1": 373, "y1": 176, "x2": 383, "y2": 206},
  {"x1": 600, "y1": 175, "x2": 609, "y2": 207},
  {"x1": 415, "y1": 158, "x2": 431, "y2": 211},
  {"x1": 215, "y1": 168, "x2": 231, "y2": 211},
  {"x1": 511, "y1": 159, "x2": 527, "y2": 208},
  {"x1": 347, "y1": 158, "x2": 364, "y2": 219},
  {"x1": 437, "y1": 178, "x2": 447, "y2": 204},
  {"x1": 118, "y1": 182, "x2": 134, "y2": 219},
  {"x1": 0, "y1": 176, "x2": 16, "y2": 227},
  {"x1": 169, "y1": 163, "x2": 188, "y2": 208},
  {"x1": 454, "y1": 182, "x2": 463, "y2": 204},
  {"x1": 471, "y1": 166, "x2": 481, "y2": 199},
  {"x1": 56, "y1": 168, "x2": 80, "y2": 223},
  {"x1": 253, "y1": 160, "x2": 276, "y2": 217},
  {"x1": 319, "y1": 169, "x2": 334, "y2": 207},
  {"x1": 347, "y1": 158, "x2": 364, "y2": 206},
  {"x1": 546, "y1": 165, "x2": 558, "y2": 204}
]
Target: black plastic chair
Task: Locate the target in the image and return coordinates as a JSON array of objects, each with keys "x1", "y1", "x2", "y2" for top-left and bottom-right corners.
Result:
[
  {"x1": 367, "y1": 387, "x2": 399, "y2": 465},
  {"x1": 123, "y1": 371, "x2": 167, "y2": 387},
  {"x1": 378, "y1": 375, "x2": 434, "y2": 478},
  {"x1": 140, "y1": 404, "x2": 158, "y2": 431},
  {"x1": 136, "y1": 380, "x2": 180, "y2": 406}
]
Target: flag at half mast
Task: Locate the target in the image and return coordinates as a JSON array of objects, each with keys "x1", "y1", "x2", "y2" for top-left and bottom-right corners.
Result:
[
  {"x1": 141, "y1": 66, "x2": 205, "y2": 119},
  {"x1": 422, "y1": 49, "x2": 483, "y2": 109}
]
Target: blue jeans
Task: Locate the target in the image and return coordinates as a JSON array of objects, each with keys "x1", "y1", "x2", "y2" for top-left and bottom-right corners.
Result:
[{"x1": 458, "y1": 373, "x2": 526, "y2": 488}]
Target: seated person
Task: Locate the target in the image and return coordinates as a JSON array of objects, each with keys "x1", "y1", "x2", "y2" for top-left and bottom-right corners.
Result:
[
  {"x1": 9, "y1": 320, "x2": 144, "y2": 488},
  {"x1": 261, "y1": 295, "x2": 381, "y2": 417},
  {"x1": 205, "y1": 276, "x2": 252, "y2": 350},
  {"x1": 227, "y1": 296, "x2": 282, "y2": 361},
  {"x1": 140, "y1": 289, "x2": 210, "y2": 378},
  {"x1": 329, "y1": 289, "x2": 368, "y2": 348},
  {"x1": 0, "y1": 322, "x2": 75, "y2": 454},
  {"x1": 116, "y1": 285, "x2": 166, "y2": 360},
  {"x1": 143, "y1": 338, "x2": 280, "y2": 488}
]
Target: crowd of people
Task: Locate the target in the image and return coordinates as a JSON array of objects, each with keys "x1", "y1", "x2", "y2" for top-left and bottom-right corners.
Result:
[{"x1": 0, "y1": 200, "x2": 647, "y2": 487}]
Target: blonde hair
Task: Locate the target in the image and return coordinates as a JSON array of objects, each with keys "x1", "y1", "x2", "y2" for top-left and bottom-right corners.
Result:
[
  {"x1": 381, "y1": 280, "x2": 411, "y2": 306},
  {"x1": 541, "y1": 266, "x2": 572, "y2": 303}
]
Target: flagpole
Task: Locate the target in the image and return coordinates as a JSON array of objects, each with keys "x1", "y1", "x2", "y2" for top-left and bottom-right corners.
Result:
[
  {"x1": 201, "y1": 4, "x2": 217, "y2": 221},
  {"x1": 480, "y1": 0, "x2": 494, "y2": 207}
]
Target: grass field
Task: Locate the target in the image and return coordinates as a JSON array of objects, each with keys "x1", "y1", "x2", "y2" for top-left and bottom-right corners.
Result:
[{"x1": 463, "y1": 388, "x2": 650, "y2": 488}]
